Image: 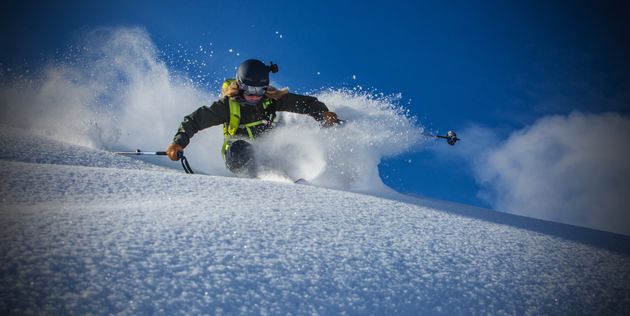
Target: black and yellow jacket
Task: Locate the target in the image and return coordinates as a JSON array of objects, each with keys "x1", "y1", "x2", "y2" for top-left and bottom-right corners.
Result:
[{"x1": 173, "y1": 90, "x2": 329, "y2": 148}]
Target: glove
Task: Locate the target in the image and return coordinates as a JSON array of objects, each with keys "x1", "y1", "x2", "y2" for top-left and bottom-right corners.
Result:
[
  {"x1": 166, "y1": 143, "x2": 183, "y2": 161},
  {"x1": 322, "y1": 111, "x2": 338, "y2": 128}
]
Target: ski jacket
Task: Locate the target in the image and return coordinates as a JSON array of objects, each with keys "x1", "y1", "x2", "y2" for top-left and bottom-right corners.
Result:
[{"x1": 172, "y1": 93, "x2": 329, "y2": 148}]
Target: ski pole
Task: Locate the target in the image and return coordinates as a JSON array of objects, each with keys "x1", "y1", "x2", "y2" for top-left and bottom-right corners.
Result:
[
  {"x1": 114, "y1": 149, "x2": 194, "y2": 174},
  {"x1": 113, "y1": 149, "x2": 167, "y2": 155}
]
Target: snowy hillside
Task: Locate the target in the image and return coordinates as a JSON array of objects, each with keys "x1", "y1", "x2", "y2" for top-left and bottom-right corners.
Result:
[{"x1": 1, "y1": 125, "x2": 630, "y2": 315}]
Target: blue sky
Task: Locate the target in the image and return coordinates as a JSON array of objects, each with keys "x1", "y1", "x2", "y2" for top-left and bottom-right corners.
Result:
[{"x1": 2, "y1": 1, "x2": 629, "y2": 228}]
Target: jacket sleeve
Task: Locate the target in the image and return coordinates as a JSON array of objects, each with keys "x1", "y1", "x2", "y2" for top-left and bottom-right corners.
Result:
[
  {"x1": 274, "y1": 93, "x2": 330, "y2": 121},
  {"x1": 172, "y1": 100, "x2": 229, "y2": 148}
]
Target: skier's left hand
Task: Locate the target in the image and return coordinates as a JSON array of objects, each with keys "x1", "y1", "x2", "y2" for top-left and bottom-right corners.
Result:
[
  {"x1": 322, "y1": 111, "x2": 339, "y2": 128},
  {"x1": 166, "y1": 143, "x2": 183, "y2": 161}
]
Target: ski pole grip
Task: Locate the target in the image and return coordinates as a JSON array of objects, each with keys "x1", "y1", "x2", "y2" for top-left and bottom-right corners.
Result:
[
  {"x1": 156, "y1": 151, "x2": 167, "y2": 155},
  {"x1": 177, "y1": 151, "x2": 184, "y2": 159}
]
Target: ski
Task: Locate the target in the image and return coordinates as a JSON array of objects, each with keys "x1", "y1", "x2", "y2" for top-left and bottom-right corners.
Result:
[{"x1": 294, "y1": 178, "x2": 310, "y2": 185}]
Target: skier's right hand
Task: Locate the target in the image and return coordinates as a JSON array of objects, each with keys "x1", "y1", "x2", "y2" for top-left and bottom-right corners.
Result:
[
  {"x1": 166, "y1": 143, "x2": 183, "y2": 161},
  {"x1": 322, "y1": 111, "x2": 339, "y2": 128}
]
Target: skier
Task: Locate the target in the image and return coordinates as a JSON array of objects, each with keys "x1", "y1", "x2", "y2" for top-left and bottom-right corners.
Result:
[{"x1": 166, "y1": 59, "x2": 339, "y2": 176}]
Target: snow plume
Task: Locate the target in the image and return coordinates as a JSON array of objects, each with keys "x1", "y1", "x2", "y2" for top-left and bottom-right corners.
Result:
[
  {"x1": 0, "y1": 27, "x2": 423, "y2": 194},
  {"x1": 471, "y1": 112, "x2": 630, "y2": 235},
  {"x1": 0, "y1": 27, "x2": 229, "y2": 173},
  {"x1": 255, "y1": 89, "x2": 423, "y2": 195}
]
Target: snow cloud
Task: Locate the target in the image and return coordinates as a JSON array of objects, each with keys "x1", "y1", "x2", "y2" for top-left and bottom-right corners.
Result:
[
  {"x1": 0, "y1": 27, "x2": 423, "y2": 195},
  {"x1": 255, "y1": 89, "x2": 423, "y2": 195},
  {"x1": 472, "y1": 112, "x2": 630, "y2": 235},
  {"x1": 0, "y1": 27, "x2": 229, "y2": 174}
]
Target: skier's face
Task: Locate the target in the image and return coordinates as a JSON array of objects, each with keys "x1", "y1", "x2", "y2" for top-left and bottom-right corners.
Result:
[
  {"x1": 243, "y1": 92, "x2": 263, "y2": 105},
  {"x1": 243, "y1": 93, "x2": 262, "y2": 105},
  {"x1": 239, "y1": 82, "x2": 266, "y2": 105}
]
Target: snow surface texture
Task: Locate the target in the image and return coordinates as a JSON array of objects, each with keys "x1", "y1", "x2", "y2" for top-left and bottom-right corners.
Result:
[{"x1": 2, "y1": 126, "x2": 630, "y2": 315}]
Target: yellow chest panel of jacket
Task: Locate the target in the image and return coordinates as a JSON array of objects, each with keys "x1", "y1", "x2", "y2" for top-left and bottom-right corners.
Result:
[{"x1": 220, "y1": 79, "x2": 273, "y2": 158}]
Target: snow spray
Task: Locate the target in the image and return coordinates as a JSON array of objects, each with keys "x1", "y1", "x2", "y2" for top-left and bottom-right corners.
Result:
[{"x1": 0, "y1": 27, "x2": 425, "y2": 196}]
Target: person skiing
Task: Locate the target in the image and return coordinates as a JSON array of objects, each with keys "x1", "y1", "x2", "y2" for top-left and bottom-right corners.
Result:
[{"x1": 166, "y1": 59, "x2": 339, "y2": 176}]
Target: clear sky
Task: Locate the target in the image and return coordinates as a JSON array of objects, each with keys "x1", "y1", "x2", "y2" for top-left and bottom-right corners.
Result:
[{"x1": 2, "y1": 1, "x2": 629, "y2": 233}]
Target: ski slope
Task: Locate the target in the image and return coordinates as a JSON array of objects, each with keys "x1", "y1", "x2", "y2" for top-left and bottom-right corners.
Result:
[{"x1": 1, "y1": 125, "x2": 630, "y2": 315}]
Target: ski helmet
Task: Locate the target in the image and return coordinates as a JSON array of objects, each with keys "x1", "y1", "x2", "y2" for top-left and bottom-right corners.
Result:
[{"x1": 236, "y1": 59, "x2": 278, "y2": 87}]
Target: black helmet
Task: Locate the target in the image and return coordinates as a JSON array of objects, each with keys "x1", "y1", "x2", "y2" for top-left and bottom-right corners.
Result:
[{"x1": 236, "y1": 59, "x2": 278, "y2": 87}]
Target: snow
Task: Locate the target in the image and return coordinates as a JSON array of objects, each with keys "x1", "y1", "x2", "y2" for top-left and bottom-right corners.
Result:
[
  {"x1": 1, "y1": 28, "x2": 629, "y2": 314},
  {"x1": 1, "y1": 125, "x2": 630, "y2": 315},
  {"x1": 0, "y1": 27, "x2": 423, "y2": 195}
]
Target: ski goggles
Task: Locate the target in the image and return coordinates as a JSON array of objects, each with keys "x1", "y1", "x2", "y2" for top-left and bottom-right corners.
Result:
[{"x1": 239, "y1": 83, "x2": 267, "y2": 96}]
